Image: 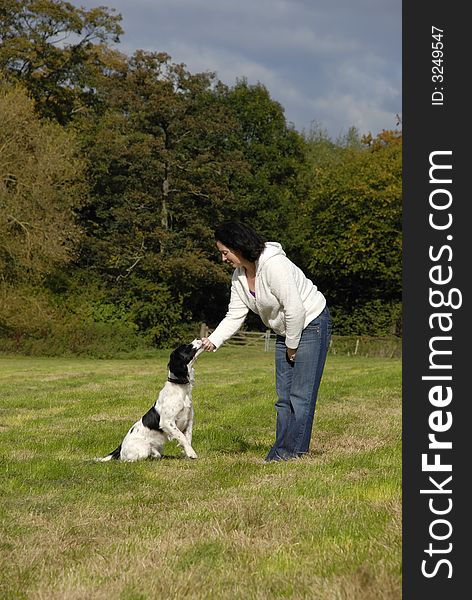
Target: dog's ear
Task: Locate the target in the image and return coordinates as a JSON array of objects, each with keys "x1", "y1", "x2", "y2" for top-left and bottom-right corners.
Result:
[{"x1": 168, "y1": 349, "x2": 188, "y2": 379}]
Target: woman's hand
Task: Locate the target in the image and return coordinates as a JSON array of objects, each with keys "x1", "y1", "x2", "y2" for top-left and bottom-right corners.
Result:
[
  {"x1": 287, "y1": 347, "x2": 297, "y2": 362},
  {"x1": 201, "y1": 337, "x2": 216, "y2": 352}
]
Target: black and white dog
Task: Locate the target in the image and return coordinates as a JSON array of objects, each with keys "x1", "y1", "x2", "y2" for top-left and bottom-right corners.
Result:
[{"x1": 98, "y1": 339, "x2": 204, "y2": 462}]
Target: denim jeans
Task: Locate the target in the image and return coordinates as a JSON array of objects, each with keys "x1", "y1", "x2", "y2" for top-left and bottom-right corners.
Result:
[{"x1": 265, "y1": 306, "x2": 332, "y2": 462}]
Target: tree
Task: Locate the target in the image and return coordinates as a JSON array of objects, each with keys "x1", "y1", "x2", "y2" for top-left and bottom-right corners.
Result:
[
  {"x1": 0, "y1": 80, "x2": 86, "y2": 283},
  {"x1": 223, "y1": 79, "x2": 308, "y2": 243},
  {"x1": 73, "y1": 51, "x2": 250, "y2": 338},
  {"x1": 0, "y1": 0, "x2": 124, "y2": 123},
  {"x1": 0, "y1": 80, "x2": 87, "y2": 337},
  {"x1": 303, "y1": 130, "x2": 402, "y2": 334}
]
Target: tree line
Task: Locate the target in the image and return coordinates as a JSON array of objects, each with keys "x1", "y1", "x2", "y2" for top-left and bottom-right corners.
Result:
[{"x1": 0, "y1": 0, "x2": 401, "y2": 355}]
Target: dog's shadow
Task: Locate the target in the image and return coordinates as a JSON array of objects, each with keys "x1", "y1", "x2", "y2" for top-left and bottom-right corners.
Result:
[{"x1": 153, "y1": 454, "x2": 186, "y2": 461}]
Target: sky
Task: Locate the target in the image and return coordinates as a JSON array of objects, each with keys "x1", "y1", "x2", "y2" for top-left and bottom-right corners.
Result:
[{"x1": 78, "y1": 0, "x2": 401, "y2": 139}]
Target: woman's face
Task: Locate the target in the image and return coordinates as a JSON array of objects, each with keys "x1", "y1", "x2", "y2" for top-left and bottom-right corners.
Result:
[{"x1": 216, "y1": 241, "x2": 244, "y2": 268}]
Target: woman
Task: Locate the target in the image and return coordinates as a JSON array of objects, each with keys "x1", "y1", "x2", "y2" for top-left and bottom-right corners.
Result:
[{"x1": 201, "y1": 221, "x2": 332, "y2": 462}]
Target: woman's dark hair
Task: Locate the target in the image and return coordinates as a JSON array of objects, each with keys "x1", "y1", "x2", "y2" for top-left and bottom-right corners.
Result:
[{"x1": 214, "y1": 221, "x2": 266, "y2": 262}]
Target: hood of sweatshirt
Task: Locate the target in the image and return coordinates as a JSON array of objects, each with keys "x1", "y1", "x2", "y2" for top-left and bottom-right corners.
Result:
[{"x1": 256, "y1": 242, "x2": 286, "y2": 272}]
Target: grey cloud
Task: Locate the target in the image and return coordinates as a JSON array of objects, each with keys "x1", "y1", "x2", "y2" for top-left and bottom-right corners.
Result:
[{"x1": 78, "y1": 0, "x2": 401, "y2": 137}]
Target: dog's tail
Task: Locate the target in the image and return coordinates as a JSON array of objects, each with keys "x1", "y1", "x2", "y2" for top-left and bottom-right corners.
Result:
[{"x1": 96, "y1": 443, "x2": 122, "y2": 462}]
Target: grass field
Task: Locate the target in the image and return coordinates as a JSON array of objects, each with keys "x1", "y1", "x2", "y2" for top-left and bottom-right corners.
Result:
[{"x1": 0, "y1": 347, "x2": 401, "y2": 600}]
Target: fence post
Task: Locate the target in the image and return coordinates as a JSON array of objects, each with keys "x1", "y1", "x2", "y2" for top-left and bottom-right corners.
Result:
[
  {"x1": 264, "y1": 330, "x2": 271, "y2": 352},
  {"x1": 200, "y1": 323, "x2": 209, "y2": 338},
  {"x1": 354, "y1": 338, "x2": 360, "y2": 355}
]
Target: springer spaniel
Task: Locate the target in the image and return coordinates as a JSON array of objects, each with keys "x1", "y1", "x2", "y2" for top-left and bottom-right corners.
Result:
[{"x1": 98, "y1": 339, "x2": 204, "y2": 462}]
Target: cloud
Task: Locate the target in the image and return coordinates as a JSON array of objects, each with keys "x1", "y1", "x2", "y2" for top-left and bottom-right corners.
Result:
[{"x1": 78, "y1": 0, "x2": 401, "y2": 137}]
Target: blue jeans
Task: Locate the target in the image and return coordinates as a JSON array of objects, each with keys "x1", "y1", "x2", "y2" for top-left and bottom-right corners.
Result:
[{"x1": 265, "y1": 306, "x2": 332, "y2": 462}]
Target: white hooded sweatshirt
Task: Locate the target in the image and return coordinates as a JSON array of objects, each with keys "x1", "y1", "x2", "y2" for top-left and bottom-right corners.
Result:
[{"x1": 208, "y1": 242, "x2": 326, "y2": 350}]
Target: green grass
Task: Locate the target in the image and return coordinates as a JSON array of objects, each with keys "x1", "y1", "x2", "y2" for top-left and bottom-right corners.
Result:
[{"x1": 0, "y1": 348, "x2": 401, "y2": 599}]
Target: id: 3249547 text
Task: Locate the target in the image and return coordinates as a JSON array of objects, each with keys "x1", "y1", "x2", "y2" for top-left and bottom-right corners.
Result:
[{"x1": 432, "y1": 26, "x2": 444, "y2": 106}]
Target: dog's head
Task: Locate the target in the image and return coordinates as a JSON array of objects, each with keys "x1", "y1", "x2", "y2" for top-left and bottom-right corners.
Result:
[{"x1": 168, "y1": 338, "x2": 204, "y2": 380}]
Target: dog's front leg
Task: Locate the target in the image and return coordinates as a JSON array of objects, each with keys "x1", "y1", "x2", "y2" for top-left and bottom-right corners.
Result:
[
  {"x1": 183, "y1": 406, "x2": 194, "y2": 445},
  {"x1": 161, "y1": 420, "x2": 197, "y2": 459}
]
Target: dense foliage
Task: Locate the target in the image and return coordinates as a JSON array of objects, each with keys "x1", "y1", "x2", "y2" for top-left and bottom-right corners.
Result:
[{"x1": 0, "y1": 0, "x2": 402, "y2": 355}]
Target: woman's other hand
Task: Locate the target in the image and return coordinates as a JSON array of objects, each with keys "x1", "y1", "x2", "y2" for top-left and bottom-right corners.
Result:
[
  {"x1": 287, "y1": 347, "x2": 297, "y2": 362},
  {"x1": 201, "y1": 337, "x2": 216, "y2": 352}
]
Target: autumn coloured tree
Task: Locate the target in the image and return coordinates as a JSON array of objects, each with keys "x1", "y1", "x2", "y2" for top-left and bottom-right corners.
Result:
[
  {"x1": 0, "y1": 80, "x2": 87, "y2": 337},
  {"x1": 302, "y1": 129, "x2": 402, "y2": 334}
]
